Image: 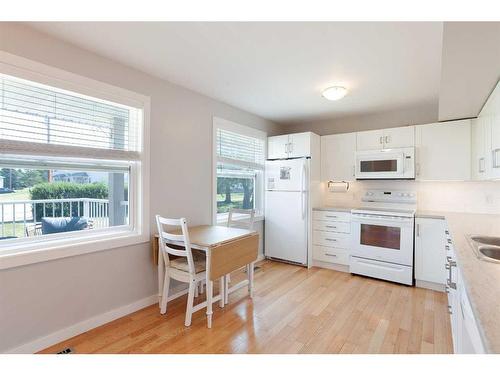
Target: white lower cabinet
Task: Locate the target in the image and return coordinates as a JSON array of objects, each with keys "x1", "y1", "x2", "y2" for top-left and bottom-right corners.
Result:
[
  {"x1": 312, "y1": 210, "x2": 351, "y2": 266},
  {"x1": 444, "y1": 227, "x2": 486, "y2": 354},
  {"x1": 414, "y1": 217, "x2": 447, "y2": 287}
]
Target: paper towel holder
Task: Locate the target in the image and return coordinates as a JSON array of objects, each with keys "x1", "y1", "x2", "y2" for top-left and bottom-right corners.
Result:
[{"x1": 327, "y1": 180, "x2": 350, "y2": 192}]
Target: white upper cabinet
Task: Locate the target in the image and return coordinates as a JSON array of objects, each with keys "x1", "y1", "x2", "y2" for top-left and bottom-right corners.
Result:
[
  {"x1": 288, "y1": 132, "x2": 311, "y2": 158},
  {"x1": 415, "y1": 120, "x2": 471, "y2": 181},
  {"x1": 471, "y1": 117, "x2": 490, "y2": 180},
  {"x1": 485, "y1": 82, "x2": 500, "y2": 179},
  {"x1": 383, "y1": 126, "x2": 415, "y2": 149},
  {"x1": 356, "y1": 129, "x2": 385, "y2": 150},
  {"x1": 356, "y1": 126, "x2": 414, "y2": 151},
  {"x1": 267, "y1": 132, "x2": 313, "y2": 159},
  {"x1": 268, "y1": 135, "x2": 290, "y2": 159},
  {"x1": 415, "y1": 217, "x2": 447, "y2": 286},
  {"x1": 321, "y1": 132, "x2": 356, "y2": 181}
]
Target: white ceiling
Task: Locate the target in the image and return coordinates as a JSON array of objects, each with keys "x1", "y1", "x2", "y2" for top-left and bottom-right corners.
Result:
[{"x1": 27, "y1": 22, "x2": 443, "y2": 124}]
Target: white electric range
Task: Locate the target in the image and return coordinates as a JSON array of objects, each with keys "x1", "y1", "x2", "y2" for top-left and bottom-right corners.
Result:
[{"x1": 350, "y1": 189, "x2": 416, "y2": 285}]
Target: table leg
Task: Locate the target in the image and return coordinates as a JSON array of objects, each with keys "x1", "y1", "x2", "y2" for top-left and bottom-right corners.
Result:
[
  {"x1": 206, "y1": 279, "x2": 213, "y2": 328},
  {"x1": 157, "y1": 241, "x2": 164, "y2": 308},
  {"x1": 206, "y1": 248, "x2": 213, "y2": 328},
  {"x1": 248, "y1": 262, "x2": 255, "y2": 298}
]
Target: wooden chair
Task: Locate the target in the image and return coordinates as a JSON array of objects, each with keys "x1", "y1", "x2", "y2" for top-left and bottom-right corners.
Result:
[
  {"x1": 224, "y1": 208, "x2": 256, "y2": 303},
  {"x1": 156, "y1": 215, "x2": 218, "y2": 327}
]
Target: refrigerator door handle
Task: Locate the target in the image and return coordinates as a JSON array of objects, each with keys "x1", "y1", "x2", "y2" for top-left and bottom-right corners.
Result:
[{"x1": 301, "y1": 162, "x2": 306, "y2": 219}]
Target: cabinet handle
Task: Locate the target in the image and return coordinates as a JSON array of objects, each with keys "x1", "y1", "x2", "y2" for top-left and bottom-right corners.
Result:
[
  {"x1": 285, "y1": 143, "x2": 289, "y2": 155},
  {"x1": 289, "y1": 142, "x2": 293, "y2": 154},
  {"x1": 416, "y1": 223, "x2": 420, "y2": 237},
  {"x1": 448, "y1": 305, "x2": 452, "y2": 315},
  {"x1": 385, "y1": 136, "x2": 391, "y2": 144},
  {"x1": 325, "y1": 238, "x2": 337, "y2": 242},
  {"x1": 445, "y1": 230, "x2": 449, "y2": 235},
  {"x1": 447, "y1": 238, "x2": 452, "y2": 244},
  {"x1": 325, "y1": 225, "x2": 337, "y2": 229},
  {"x1": 379, "y1": 136, "x2": 384, "y2": 144},
  {"x1": 492, "y1": 148, "x2": 500, "y2": 168},
  {"x1": 479, "y1": 157, "x2": 486, "y2": 173},
  {"x1": 325, "y1": 215, "x2": 338, "y2": 218},
  {"x1": 325, "y1": 253, "x2": 338, "y2": 257}
]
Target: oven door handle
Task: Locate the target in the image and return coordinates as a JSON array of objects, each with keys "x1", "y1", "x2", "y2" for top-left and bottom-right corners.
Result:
[{"x1": 351, "y1": 215, "x2": 412, "y2": 223}]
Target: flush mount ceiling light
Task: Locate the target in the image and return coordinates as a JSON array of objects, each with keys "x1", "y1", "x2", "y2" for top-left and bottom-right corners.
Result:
[{"x1": 322, "y1": 86, "x2": 348, "y2": 101}]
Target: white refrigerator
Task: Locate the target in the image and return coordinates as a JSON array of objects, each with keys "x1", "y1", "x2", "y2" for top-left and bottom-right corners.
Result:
[{"x1": 265, "y1": 158, "x2": 309, "y2": 265}]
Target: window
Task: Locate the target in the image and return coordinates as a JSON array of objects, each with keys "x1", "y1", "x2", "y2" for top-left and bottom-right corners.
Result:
[
  {"x1": 0, "y1": 58, "x2": 149, "y2": 266},
  {"x1": 213, "y1": 117, "x2": 266, "y2": 223}
]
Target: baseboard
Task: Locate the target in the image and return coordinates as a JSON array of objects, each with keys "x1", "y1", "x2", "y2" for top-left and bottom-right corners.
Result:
[
  {"x1": 4, "y1": 293, "x2": 162, "y2": 354},
  {"x1": 5, "y1": 257, "x2": 265, "y2": 354},
  {"x1": 416, "y1": 279, "x2": 445, "y2": 292},
  {"x1": 312, "y1": 260, "x2": 350, "y2": 273}
]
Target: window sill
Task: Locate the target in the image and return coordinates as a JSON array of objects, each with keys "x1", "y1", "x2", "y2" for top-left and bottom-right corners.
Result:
[
  {"x1": 216, "y1": 213, "x2": 264, "y2": 225},
  {"x1": 0, "y1": 229, "x2": 149, "y2": 270}
]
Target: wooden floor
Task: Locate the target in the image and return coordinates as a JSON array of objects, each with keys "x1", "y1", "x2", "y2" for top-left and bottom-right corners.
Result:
[{"x1": 39, "y1": 260, "x2": 453, "y2": 354}]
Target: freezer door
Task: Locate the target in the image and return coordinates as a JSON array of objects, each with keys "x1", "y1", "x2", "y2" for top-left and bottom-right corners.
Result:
[
  {"x1": 265, "y1": 158, "x2": 308, "y2": 192},
  {"x1": 265, "y1": 190, "x2": 308, "y2": 265}
]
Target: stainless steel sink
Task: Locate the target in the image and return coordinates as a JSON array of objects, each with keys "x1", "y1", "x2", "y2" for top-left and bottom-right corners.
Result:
[
  {"x1": 468, "y1": 235, "x2": 500, "y2": 263},
  {"x1": 479, "y1": 246, "x2": 500, "y2": 261},
  {"x1": 470, "y1": 235, "x2": 500, "y2": 247}
]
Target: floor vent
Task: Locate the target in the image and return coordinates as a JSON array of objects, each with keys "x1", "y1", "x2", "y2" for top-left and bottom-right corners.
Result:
[{"x1": 56, "y1": 347, "x2": 74, "y2": 354}]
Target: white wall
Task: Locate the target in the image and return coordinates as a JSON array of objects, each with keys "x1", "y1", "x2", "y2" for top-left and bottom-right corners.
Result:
[
  {"x1": 322, "y1": 180, "x2": 500, "y2": 215},
  {"x1": 0, "y1": 23, "x2": 280, "y2": 353}
]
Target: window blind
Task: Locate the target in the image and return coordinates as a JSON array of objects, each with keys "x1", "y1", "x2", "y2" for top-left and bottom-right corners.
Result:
[
  {"x1": 0, "y1": 74, "x2": 141, "y2": 160},
  {"x1": 216, "y1": 128, "x2": 265, "y2": 169}
]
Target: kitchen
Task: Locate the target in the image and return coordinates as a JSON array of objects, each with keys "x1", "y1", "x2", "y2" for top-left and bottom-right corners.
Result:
[
  {"x1": 0, "y1": 16, "x2": 499, "y2": 368},
  {"x1": 264, "y1": 82, "x2": 500, "y2": 354}
]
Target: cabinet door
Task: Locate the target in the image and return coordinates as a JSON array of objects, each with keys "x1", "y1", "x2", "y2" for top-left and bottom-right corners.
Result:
[
  {"x1": 321, "y1": 133, "x2": 356, "y2": 181},
  {"x1": 415, "y1": 218, "x2": 447, "y2": 284},
  {"x1": 288, "y1": 132, "x2": 311, "y2": 158},
  {"x1": 383, "y1": 126, "x2": 415, "y2": 149},
  {"x1": 489, "y1": 88, "x2": 500, "y2": 179},
  {"x1": 471, "y1": 118, "x2": 489, "y2": 180},
  {"x1": 267, "y1": 135, "x2": 289, "y2": 159},
  {"x1": 356, "y1": 129, "x2": 384, "y2": 151},
  {"x1": 415, "y1": 120, "x2": 471, "y2": 181}
]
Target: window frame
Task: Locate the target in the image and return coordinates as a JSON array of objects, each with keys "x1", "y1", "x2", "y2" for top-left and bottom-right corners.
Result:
[
  {"x1": 0, "y1": 52, "x2": 150, "y2": 270},
  {"x1": 212, "y1": 116, "x2": 266, "y2": 225}
]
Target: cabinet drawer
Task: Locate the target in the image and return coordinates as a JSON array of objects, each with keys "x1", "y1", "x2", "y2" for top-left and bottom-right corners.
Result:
[
  {"x1": 313, "y1": 220, "x2": 350, "y2": 234},
  {"x1": 313, "y1": 230, "x2": 350, "y2": 248},
  {"x1": 313, "y1": 245, "x2": 350, "y2": 265},
  {"x1": 313, "y1": 210, "x2": 351, "y2": 222}
]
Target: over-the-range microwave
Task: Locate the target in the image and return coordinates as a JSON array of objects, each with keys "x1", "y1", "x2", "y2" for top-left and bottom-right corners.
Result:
[{"x1": 355, "y1": 147, "x2": 415, "y2": 180}]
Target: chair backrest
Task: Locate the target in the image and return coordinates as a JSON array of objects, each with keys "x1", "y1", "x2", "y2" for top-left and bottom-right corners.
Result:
[
  {"x1": 155, "y1": 215, "x2": 196, "y2": 274},
  {"x1": 227, "y1": 208, "x2": 255, "y2": 230},
  {"x1": 25, "y1": 223, "x2": 42, "y2": 237}
]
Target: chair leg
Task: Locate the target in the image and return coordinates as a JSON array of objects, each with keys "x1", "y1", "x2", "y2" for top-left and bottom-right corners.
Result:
[
  {"x1": 160, "y1": 272, "x2": 170, "y2": 314},
  {"x1": 184, "y1": 279, "x2": 197, "y2": 326},
  {"x1": 195, "y1": 281, "x2": 199, "y2": 298},
  {"x1": 199, "y1": 280, "x2": 204, "y2": 294}
]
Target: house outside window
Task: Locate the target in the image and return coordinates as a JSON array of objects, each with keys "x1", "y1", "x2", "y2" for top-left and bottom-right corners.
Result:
[
  {"x1": 213, "y1": 117, "x2": 266, "y2": 223},
  {"x1": 0, "y1": 57, "x2": 149, "y2": 267}
]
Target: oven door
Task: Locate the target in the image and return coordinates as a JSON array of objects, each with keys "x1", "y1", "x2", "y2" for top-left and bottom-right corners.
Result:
[
  {"x1": 351, "y1": 213, "x2": 414, "y2": 266},
  {"x1": 355, "y1": 150, "x2": 404, "y2": 179}
]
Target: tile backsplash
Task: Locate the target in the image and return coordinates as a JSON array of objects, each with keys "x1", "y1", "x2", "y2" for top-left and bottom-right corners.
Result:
[{"x1": 322, "y1": 180, "x2": 500, "y2": 214}]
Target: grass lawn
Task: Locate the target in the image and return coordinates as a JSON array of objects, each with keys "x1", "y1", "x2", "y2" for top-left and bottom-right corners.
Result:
[
  {"x1": 0, "y1": 222, "x2": 27, "y2": 238},
  {"x1": 217, "y1": 193, "x2": 249, "y2": 213},
  {"x1": 0, "y1": 188, "x2": 31, "y2": 202}
]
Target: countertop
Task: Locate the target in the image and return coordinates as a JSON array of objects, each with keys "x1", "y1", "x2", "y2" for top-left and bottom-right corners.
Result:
[
  {"x1": 429, "y1": 211, "x2": 500, "y2": 353},
  {"x1": 313, "y1": 206, "x2": 353, "y2": 212},
  {"x1": 415, "y1": 210, "x2": 447, "y2": 220}
]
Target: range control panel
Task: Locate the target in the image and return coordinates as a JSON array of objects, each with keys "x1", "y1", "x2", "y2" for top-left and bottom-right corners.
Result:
[{"x1": 361, "y1": 189, "x2": 417, "y2": 204}]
